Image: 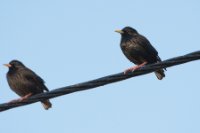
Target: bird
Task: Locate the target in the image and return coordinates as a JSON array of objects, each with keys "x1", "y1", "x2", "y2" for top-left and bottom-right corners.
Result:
[
  {"x1": 4, "y1": 60, "x2": 52, "y2": 110},
  {"x1": 115, "y1": 26, "x2": 165, "y2": 80}
]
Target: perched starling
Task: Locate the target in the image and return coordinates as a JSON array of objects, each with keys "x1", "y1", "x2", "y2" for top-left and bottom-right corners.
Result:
[
  {"x1": 115, "y1": 26, "x2": 165, "y2": 80},
  {"x1": 4, "y1": 60, "x2": 52, "y2": 110}
]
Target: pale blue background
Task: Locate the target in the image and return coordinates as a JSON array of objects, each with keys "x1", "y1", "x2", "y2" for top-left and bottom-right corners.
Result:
[{"x1": 0, "y1": 0, "x2": 200, "y2": 133}]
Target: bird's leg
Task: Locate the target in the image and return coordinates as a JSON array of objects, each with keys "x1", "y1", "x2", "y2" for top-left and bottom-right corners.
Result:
[
  {"x1": 8, "y1": 93, "x2": 33, "y2": 103},
  {"x1": 19, "y1": 93, "x2": 33, "y2": 102},
  {"x1": 124, "y1": 61, "x2": 147, "y2": 74}
]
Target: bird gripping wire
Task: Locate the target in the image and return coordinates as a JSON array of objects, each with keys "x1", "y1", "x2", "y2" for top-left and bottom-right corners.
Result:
[{"x1": 0, "y1": 51, "x2": 200, "y2": 112}]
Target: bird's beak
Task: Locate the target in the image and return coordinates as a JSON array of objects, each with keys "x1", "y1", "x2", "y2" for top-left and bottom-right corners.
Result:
[
  {"x1": 115, "y1": 30, "x2": 124, "y2": 34},
  {"x1": 4, "y1": 64, "x2": 12, "y2": 68}
]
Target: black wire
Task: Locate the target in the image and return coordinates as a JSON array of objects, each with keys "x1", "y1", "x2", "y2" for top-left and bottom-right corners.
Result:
[{"x1": 0, "y1": 51, "x2": 200, "y2": 112}]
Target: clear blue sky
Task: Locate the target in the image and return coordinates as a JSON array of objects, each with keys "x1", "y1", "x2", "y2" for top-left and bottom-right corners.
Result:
[{"x1": 0, "y1": 0, "x2": 200, "y2": 133}]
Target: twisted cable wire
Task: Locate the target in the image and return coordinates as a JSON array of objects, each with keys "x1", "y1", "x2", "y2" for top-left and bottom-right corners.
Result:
[{"x1": 0, "y1": 51, "x2": 200, "y2": 112}]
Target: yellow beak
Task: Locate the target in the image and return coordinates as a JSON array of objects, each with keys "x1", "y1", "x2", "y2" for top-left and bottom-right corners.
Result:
[
  {"x1": 115, "y1": 30, "x2": 124, "y2": 34},
  {"x1": 4, "y1": 64, "x2": 12, "y2": 67}
]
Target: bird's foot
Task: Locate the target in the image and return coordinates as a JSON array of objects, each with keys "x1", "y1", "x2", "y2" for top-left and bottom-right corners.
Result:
[
  {"x1": 19, "y1": 93, "x2": 33, "y2": 102},
  {"x1": 124, "y1": 66, "x2": 140, "y2": 74},
  {"x1": 9, "y1": 99, "x2": 21, "y2": 103},
  {"x1": 8, "y1": 93, "x2": 33, "y2": 103},
  {"x1": 124, "y1": 62, "x2": 147, "y2": 74}
]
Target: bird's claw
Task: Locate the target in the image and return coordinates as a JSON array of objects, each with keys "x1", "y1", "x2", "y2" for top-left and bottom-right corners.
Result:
[
  {"x1": 8, "y1": 99, "x2": 21, "y2": 103},
  {"x1": 8, "y1": 93, "x2": 33, "y2": 103},
  {"x1": 124, "y1": 62, "x2": 147, "y2": 74},
  {"x1": 124, "y1": 66, "x2": 140, "y2": 74}
]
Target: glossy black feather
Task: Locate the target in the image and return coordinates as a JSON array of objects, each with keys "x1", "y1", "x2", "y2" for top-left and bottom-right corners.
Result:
[
  {"x1": 6, "y1": 60, "x2": 52, "y2": 109},
  {"x1": 118, "y1": 26, "x2": 166, "y2": 79},
  {"x1": 6, "y1": 60, "x2": 48, "y2": 96}
]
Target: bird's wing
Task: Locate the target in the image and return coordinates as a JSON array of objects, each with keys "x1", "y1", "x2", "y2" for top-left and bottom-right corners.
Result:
[
  {"x1": 135, "y1": 35, "x2": 166, "y2": 70},
  {"x1": 136, "y1": 35, "x2": 158, "y2": 56},
  {"x1": 22, "y1": 68, "x2": 49, "y2": 92}
]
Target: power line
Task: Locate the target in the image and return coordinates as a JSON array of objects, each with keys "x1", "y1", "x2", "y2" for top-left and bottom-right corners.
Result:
[{"x1": 0, "y1": 51, "x2": 200, "y2": 112}]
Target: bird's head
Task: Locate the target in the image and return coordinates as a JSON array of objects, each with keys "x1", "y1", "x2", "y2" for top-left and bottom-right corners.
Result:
[
  {"x1": 4, "y1": 60, "x2": 25, "y2": 70},
  {"x1": 115, "y1": 26, "x2": 138, "y2": 36}
]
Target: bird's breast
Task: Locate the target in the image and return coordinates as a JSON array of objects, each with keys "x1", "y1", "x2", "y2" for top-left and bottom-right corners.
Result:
[{"x1": 7, "y1": 72, "x2": 32, "y2": 97}]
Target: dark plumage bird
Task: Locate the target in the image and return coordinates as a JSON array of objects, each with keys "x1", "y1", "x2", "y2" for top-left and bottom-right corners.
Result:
[
  {"x1": 4, "y1": 60, "x2": 52, "y2": 110},
  {"x1": 115, "y1": 26, "x2": 165, "y2": 80}
]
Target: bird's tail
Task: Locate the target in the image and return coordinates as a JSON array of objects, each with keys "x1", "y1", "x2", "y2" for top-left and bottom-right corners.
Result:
[
  {"x1": 41, "y1": 100, "x2": 52, "y2": 110},
  {"x1": 154, "y1": 69, "x2": 165, "y2": 80}
]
